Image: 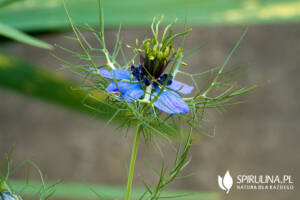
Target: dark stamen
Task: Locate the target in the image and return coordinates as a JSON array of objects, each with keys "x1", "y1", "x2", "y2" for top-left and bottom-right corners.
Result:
[
  {"x1": 131, "y1": 64, "x2": 173, "y2": 88},
  {"x1": 144, "y1": 77, "x2": 151, "y2": 86},
  {"x1": 158, "y1": 74, "x2": 173, "y2": 86}
]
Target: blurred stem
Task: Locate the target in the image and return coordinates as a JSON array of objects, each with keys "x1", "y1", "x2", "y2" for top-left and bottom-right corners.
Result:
[
  {"x1": 125, "y1": 125, "x2": 142, "y2": 200},
  {"x1": 97, "y1": 0, "x2": 115, "y2": 70}
]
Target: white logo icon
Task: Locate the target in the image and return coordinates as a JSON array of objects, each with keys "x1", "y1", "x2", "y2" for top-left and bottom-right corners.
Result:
[{"x1": 218, "y1": 170, "x2": 233, "y2": 194}]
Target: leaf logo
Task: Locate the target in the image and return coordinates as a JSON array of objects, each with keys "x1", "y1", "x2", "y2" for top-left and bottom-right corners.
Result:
[{"x1": 218, "y1": 170, "x2": 233, "y2": 194}]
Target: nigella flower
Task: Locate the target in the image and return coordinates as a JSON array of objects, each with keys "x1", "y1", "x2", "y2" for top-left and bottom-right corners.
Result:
[
  {"x1": 90, "y1": 56, "x2": 193, "y2": 114},
  {"x1": 0, "y1": 191, "x2": 23, "y2": 200}
]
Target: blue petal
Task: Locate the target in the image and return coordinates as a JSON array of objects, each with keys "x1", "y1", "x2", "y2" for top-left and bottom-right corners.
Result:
[
  {"x1": 167, "y1": 80, "x2": 194, "y2": 95},
  {"x1": 152, "y1": 89, "x2": 189, "y2": 114},
  {"x1": 106, "y1": 81, "x2": 144, "y2": 102},
  {"x1": 89, "y1": 68, "x2": 131, "y2": 80},
  {"x1": 122, "y1": 87, "x2": 145, "y2": 102},
  {"x1": 1, "y1": 192, "x2": 22, "y2": 200},
  {"x1": 1, "y1": 193, "x2": 15, "y2": 200}
]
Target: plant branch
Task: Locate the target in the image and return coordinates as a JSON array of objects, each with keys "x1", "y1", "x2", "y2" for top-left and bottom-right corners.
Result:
[{"x1": 125, "y1": 125, "x2": 142, "y2": 200}]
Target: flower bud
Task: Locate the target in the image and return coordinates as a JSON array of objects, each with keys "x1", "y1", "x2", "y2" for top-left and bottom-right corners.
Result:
[
  {"x1": 177, "y1": 48, "x2": 183, "y2": 55},
  {"x1": 181, "y1": 61, "x2": 188, "y2": 66},
  {"x1": 171, "y1": 48, "x2": 175, "y2": 55},
  {"x1": 149, "y1": 55, "x2": 155, "y2": 60}
]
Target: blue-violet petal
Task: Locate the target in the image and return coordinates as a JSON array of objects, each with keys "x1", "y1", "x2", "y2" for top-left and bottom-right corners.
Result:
[
  {"x1": 152, "y1": 90, "x2": 189, "y2": 114},
  {"x1": 167, "y1": 80, "x2": 194, "y2": 95}
]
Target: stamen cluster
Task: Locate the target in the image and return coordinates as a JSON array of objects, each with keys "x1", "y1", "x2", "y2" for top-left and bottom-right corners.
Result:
[{"x1": 131, "y1": 65, "x2": 173, "y2": 87}]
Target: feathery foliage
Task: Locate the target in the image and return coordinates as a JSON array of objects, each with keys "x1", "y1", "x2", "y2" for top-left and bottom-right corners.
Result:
[
  {"x1": 58, "y1": 1, "x2": 258, "y2": 142},
  {"x1": 0, "y1": 148, "x2": 59, "y2": 200}
]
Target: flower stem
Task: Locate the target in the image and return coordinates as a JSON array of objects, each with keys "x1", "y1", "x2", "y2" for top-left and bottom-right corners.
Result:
[
  {"x1": 125, "y1": 125, "x2": 142, "y2": 200},
  {"x1": 140, "y1": 85, "x2": 152, "y2": 103}
]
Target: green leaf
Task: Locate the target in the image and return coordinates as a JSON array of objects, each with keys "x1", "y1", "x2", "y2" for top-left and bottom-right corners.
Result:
[
  {"x1": 0, "y1": 0, "x2": 300, "y2": 32},
  {"x1": 0, "y1": 22, "x2": 52, "y2": 49},
  {"x1": 0, "y1": 0, "x2": 23, "y2": 8},
  {"x1": 0, "y1": 53, "x2": 122, "y2": 121},
  {"x1": 10, "y1": 180, "x2": 220, "y2": 200}
]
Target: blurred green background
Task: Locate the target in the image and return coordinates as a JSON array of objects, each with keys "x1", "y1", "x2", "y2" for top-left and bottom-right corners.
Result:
[{"x1": 0, "y1": 0, "x2": 299, "y2": 199}]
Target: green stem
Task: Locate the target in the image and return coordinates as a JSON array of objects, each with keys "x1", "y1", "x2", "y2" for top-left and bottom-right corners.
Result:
[{"x1": 125, "y1": 125, "x2": 142, "y2": 200}]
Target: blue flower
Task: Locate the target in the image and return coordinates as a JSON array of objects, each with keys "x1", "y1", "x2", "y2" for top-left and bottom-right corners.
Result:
[
  {"x1": 90, "y1": 68, "x2": 193, "y2": 114},
  {"x1": 0, "y1": 191, "x2": 23, "y2": 200}
]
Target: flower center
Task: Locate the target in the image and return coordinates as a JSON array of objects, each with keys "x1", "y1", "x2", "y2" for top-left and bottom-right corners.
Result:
[
  {"x1": 131, "y1": 65, "x2": 173, "y2": 87},
  {"x1": 140, "y1": 54, "x2": 170, "y2": 79}
]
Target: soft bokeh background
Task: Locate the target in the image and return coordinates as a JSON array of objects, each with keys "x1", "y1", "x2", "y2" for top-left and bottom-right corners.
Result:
[{"x1": 0, "y1": 0, "x2": 299, "y2": 200}]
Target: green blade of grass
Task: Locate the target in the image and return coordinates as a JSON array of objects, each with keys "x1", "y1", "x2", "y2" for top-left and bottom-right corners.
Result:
[
  {"x1": 0, "y1": 53, "x2": 120, "y2": 121},
  {"x1": 0, "y1": 22, "x2": 52, "y2": 49}
]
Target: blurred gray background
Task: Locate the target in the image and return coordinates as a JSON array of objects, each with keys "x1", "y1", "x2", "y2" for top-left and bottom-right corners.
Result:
[{"x1": 0, "y1": 24, "x2": 299, "y2": 200}]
